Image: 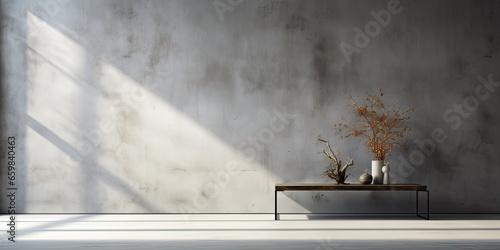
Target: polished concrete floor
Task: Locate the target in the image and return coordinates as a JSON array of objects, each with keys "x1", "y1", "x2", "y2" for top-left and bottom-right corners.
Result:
[{"x1": 1, "y1": 214, "x2": 500, "y2": 249}]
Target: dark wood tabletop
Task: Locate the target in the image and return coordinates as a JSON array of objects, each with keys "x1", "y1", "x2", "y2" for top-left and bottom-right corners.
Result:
[{"x1": 275, "y1": 183, "x2": 427, "y2": 191}]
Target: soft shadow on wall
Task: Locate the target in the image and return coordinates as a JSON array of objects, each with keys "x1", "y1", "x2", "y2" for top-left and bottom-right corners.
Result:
[
  {"x1": 0, "y1": 3, "x2": 5, "y2": 212},
  {"x1": 1, "y1": 2, "x2": 29, "y2": 213}
]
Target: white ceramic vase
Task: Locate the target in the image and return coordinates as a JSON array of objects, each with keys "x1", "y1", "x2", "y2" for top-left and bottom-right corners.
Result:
[
  {"x1": 371, "y1": 160, "x2": 384, "y2": 184},
  {"x1": 382, "y1": 165, "x2": 391, "y2": 184}
]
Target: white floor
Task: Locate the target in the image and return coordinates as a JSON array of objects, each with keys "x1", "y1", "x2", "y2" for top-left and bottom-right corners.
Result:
[{"x1": 2, "y1": 214, "x2": 500, "y2": 249}]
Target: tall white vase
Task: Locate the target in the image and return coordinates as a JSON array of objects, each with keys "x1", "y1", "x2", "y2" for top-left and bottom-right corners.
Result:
[{"x1": 371, "y1": 160, "x2": 384, "y2": 184}]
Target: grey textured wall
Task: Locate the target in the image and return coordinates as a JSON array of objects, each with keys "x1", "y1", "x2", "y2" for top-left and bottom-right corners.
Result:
[{"x1": 1, "y1": 0, "x2": 499, "y2": 214}]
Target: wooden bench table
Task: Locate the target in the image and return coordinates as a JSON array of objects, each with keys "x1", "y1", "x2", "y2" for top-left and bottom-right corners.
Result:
[{"x1": 275, "y1": 183, "x2": 429, "y2": 220}]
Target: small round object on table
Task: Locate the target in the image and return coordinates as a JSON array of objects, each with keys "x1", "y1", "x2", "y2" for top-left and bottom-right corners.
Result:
[{"x1": 359, "y1": 170, "x2": 373, "y2": 185}]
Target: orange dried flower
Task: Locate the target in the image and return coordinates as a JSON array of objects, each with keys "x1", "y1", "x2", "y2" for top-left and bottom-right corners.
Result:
[{"x1": 335, "y1": 89, "x2": 413, "y2": 161}]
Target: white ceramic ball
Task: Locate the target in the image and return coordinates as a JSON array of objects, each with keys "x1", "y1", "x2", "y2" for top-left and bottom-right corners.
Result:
[{"x1": 382, "y1": 165, "x2": 390, "y2": 173}]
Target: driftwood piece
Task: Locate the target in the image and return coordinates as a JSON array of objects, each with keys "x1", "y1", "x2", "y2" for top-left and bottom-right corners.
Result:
[{"x1": 317, "y1": 136, "x2": 354, "y2": 184}]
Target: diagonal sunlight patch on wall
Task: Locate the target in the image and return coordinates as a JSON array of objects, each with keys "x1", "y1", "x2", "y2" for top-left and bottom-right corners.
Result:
[
  {"x1": 26, "y1": 13, "x2": 87, "y2": 146},
  {"x1": 26, "y1": 11, "x2": 90, "y2": 212},
  {"x1": 25, "y1": 11, "x2": 164, "y2": 213},
  {"x1": 92, "y1": 57, "x2": 276, "y2": 213},
  {"x1": 25, "y1": 11, "x2": 281, "y2": 213},
  {"x1": 25, "y1": 114, "x2": 162, "y2": 213}
]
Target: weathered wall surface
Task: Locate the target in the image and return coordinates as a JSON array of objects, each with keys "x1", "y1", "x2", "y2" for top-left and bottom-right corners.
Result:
[{"x1": 1, "y1": 0, "x2": 499, "y2": 213}]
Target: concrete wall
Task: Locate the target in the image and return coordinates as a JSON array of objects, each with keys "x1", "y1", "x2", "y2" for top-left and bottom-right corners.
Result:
[{"x1": 1, "y1": 0, "x2": 499, "y2": 213}]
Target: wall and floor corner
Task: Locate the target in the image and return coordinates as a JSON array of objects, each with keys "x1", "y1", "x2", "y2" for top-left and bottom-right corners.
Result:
[{"x1": 0, "y1": 0, "x2": 499, "y2": 214}]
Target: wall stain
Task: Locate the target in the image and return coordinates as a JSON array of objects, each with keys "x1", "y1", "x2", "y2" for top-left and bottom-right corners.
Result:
[
  {"x1": 127, "y1": 35, "x2": 135, "y2": 44},
  {"x1": 240, "y1": 65, "x2": 274, "y2": 93},
  {"x1": 286, "y1": 15, "x2": 306, "y2": 31},
  {"x1": 485, "y1": 33, "x2": 496, "y2": 58},
  {"x1": 313, "y1": 42, "x2": 327, "y2": 80},
  {"x1": 203, "y1": 60, "x2": 234, "y2": 90},
  {"x1": 312, "y1": 39, "x2": 336, "y2": 109},
  {"x1": 114, "y1": 2, "x2": 137, "y2": 22},
  {"x1": 200, "y1": 189, "x2": 210, "y2": 200},
  {"x1": 314, "y1": 7, "x2": 336, "y2": 19},
  {"x1": 311, "y1": 193, "x2": 324, "y2": 203},
  {"x1": 488, "y1": 34, "x2": 494, "y2": 44},
  {"x1": 125, "y1": 7, "x2": 136, "y2": 20},
  {"x1": 456, "y1": 57, "x2": 468, "y2": 75},
  {"x1": 123, "y1": 33, "x2": 138, "y2": 58},
  {"x1": 257, "y1": 0, "x2": 288, "y2": 19},
  {"x1": 115, "y1": 107, "x2": 141, "y2": 145},
  {"x1": 148, "y1": 34, "x2": 171, "y2": 69}
]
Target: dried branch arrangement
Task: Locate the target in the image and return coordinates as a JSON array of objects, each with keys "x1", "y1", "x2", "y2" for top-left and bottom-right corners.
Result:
[
  {"x1": 335, "y1": 89, "x2": 413, "y2": 161},
  {"x1": 317, "y1": 135, "x2": 354, "y2": 184}
]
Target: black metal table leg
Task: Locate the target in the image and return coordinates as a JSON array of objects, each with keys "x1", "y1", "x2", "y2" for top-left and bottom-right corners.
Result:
[
  {"x1": 275, "y1": 190, "x2": 278, "y2": 220},
  {"x1": 416, "y1": 190, "x2": 430, "y2": 220},
  {"x1": 426, "y1": 190, "x2": 430, "y2": 220},
  {"x1": 416, "y1": 190, "x2": 418, "y2": 217}
]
